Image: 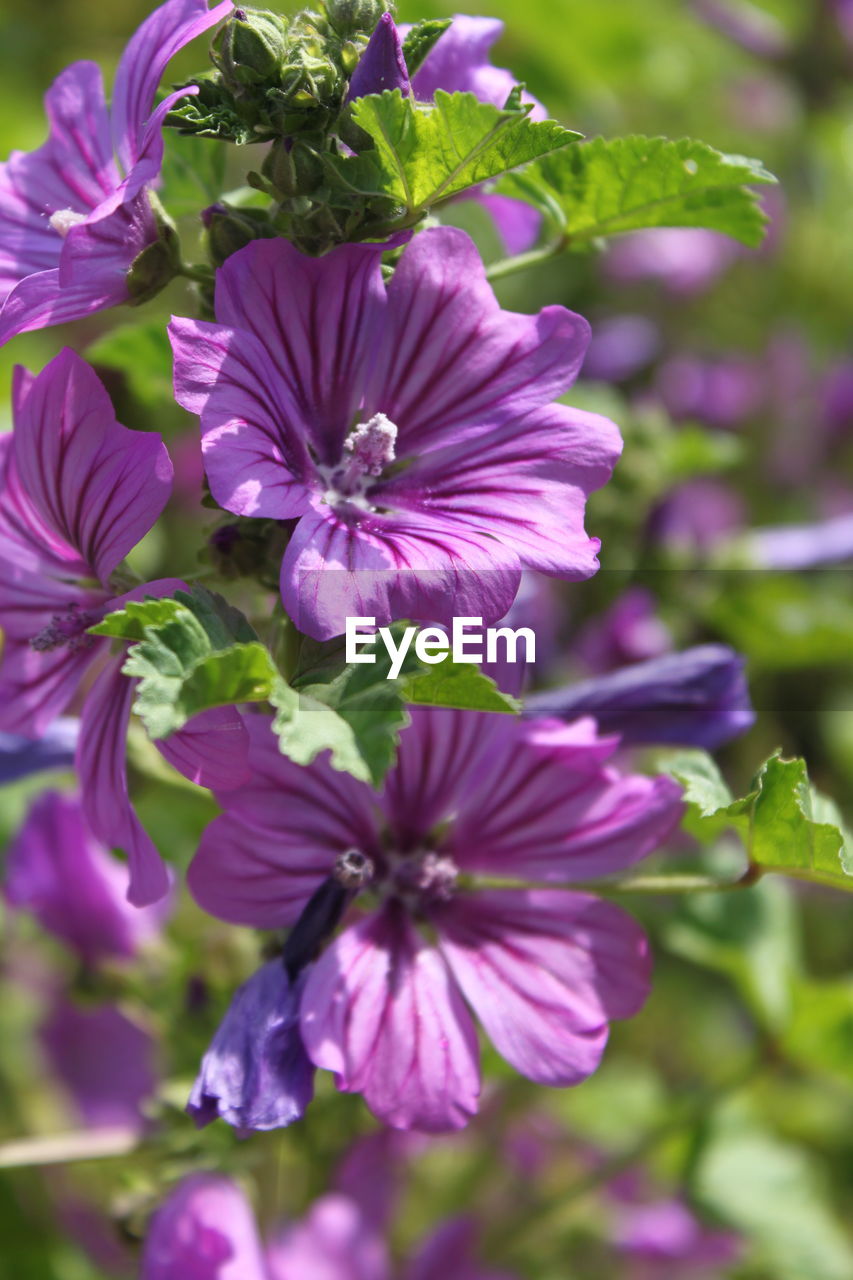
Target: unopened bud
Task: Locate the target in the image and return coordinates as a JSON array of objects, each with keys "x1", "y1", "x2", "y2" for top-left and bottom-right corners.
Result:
[
  {"x1": 127, "y1": 216, "x2": 181, "y2": 305},
  {"x1": 211, "y1": 7, "x2": 288, "y2": 94},
  {"x1": 326, "y1": 0, "x2": 389, "y2": 39},
  {"x1": 203, "y1": 204, "x2": 273, "y2": 267}
]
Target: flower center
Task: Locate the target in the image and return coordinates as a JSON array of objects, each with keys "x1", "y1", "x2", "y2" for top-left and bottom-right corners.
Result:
[
  {"x1": 391, "y1": 850, "x2": 459, "y2": 906},
  {"x1": 49, "y1": 208, "x2": 88, "y2": 238},
  {"x1": 318, "y1": 413, "x2": 398, "y2": 510},
  {"x1": 30, "y1": 603, "x2": 100, "y2": 653}
]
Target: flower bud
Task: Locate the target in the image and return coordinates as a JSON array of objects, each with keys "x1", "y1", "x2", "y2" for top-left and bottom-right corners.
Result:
[
  {"x1": 326, "y1": 0, "x2": 388, "y2": 40},
  {"x1": 203, "y1": 204, "x2": 274, "y2": 267},
  {"x1": 126, "y1": 219, "x2": 181, "y2": 305},
  {"x1": 210, "y1": 7, "x2": 288, "y2": 94}
]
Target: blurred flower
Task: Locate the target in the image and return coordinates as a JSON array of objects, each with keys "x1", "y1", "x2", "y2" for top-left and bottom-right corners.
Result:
[
  {"x1": 188, "y1": 708, "x2": 680, "y2": 1131},
  {"x1": 0, "y1": 717, "x2": 77, "y2": 783},
  {"x1": 743, "y1": 511, "x2": 853, "y2": 569},
  {"x1": 5, "y1": 791, "x2": 167, "y2": 966},
  {"x1": 613, "y1": 1197, "x2": 741, "y2": 1277},
  {"x1": 656, "y1": 354, "x2": 765, "y2": 430},
  {"x1": 821, "y1": 360, "x2": 853, "y2": 441},
  {"x1": 605, "y1": 228, "x2": 741, "y2": 295},
  {"x1": 143, "y1": 1173, "x2": 518, "y2": 1280},
  {"x1": 581, "y1": 315, "x2": 661, "y2": 384},
  {"x1": 187, "y1": 960, "x2": 315, "y2": 1133},
  {"x1": 649, "y1": 479, "x2": 745, "y2": 557},
  {"x1": 171, "y1": 229, "x2": 619, "y2": 640},
  {"x1": 40, "y1": 997, "x2": 156, "y2": 1131},
  {"x1": 690, "y1": 0, "x2": 790, "y2": 59},
  {"x1": 524, "y1": 645, "x2": 755, "y2": 749},
  {"x1": 0, "y1": 0, "x2": 232, "y2": 344},
  {"x1": 575, "y1": 588, "x2": 673, "y2": 674},
  {"x1": 0, "y1": 349, "x2": 248, "y2": 905}
]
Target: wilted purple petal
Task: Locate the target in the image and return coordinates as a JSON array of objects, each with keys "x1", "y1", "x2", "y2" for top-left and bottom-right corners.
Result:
[
  {"x1": 5, "y1": 791, "x2": 166, "y2": 964},
  {"x1": 300, "y1": 904, "x2": 481, "y2": 1132},
  {"x1": 526, "y1": 645, "x2": 755, "y2": 749},
  {"x1": 141, "y1": 1174, "x2": 269, "y2": 1280},
  {"x1": 187, "y1": 960, "x2": 315, "y2": 1132}
]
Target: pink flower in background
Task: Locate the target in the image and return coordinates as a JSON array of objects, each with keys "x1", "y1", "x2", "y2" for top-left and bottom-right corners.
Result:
[
  {"x1": 5, "y1": 791, "x2": 168, "y2": 965},
  {"x1": 142, "y1": 1172, "x2": 518, "y2": 1280},
  {"x1": 605, "y1": 228, "x2": 742, "y2": 295},
  {"x1": 188, "y1": 708, "x2": 681, "y2": 1131},
  {"x1": 170, "y1": 228, "x2": 620, "y2": 640},
  {"x1": 0, "y1": 348, "x2": 248, "y2": 905},
  {"x1": 0, "y1": 0, "x2": 232, "y2": 344}
]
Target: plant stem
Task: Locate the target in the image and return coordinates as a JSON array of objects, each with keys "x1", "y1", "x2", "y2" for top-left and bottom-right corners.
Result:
[
  {"x1": 466, "y1": 868, "x2": 761, "y2": 895},
  {"x1": 179, "y1": 262, "x2": 214, "y2": 285},
  {"x1": 485, "y1": 239, "x2": 568, "y2": 282},
  {"x1": 0, "y1": 1126, "x2": 139, "y2": 1169}
]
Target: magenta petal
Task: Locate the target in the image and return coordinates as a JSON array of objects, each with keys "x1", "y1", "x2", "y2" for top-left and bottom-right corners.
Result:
[
  {"x1": 156, "y1": 706, "x2": 250, "y2": 791},
  {"x1": 0, "y1": 268, "x2": 129, "y2": 345},
  {"x1": 78, "y1": 656, "x2": 171, "y2": 908},
  {"x1": 212, "y1": 237, "x2": 388, "y2": 464},
  {"x1": 141, "y1": 1174, "x2": 269, "y2": 1280},
  {"x1": 111, "y1": 0, "x2": 234, "y2": 177},
  {"x1": 282, "y1": 504, "x2": 521, "y2": 640},
  {"x1": 0, "y1": 636, "x2": 100, "y2": 737},
  {"x1": 169, "y1": 315, "x2": 314, "y2": 518},
  {"x1": 267, "y1": 1195, "x2": 391, "y2": 1280},
  {"x1": 381, "y1": 403, "x2": 621, "y2": 579},
  {"x1": 300, "y1": 904, "x2": 480, "y2": 1132},
  {"x1": 5, "y1": 790, "x2": 165, "y2": 964},
  {"x1": 59, "y1": 187, "x2": 157, "y2": 290},
  {"x1": 437, "y1": 889, "x2": 651, "y2": 1086},
  {"x1": 368, "y1": 228, "x2": 590, "y2": 452},
  {"x1": 447, "y1": 717, "x2": 683, "y2": 881},
  {"x1": 13, "y1": 348, "x2": 173, "y2": 584}
]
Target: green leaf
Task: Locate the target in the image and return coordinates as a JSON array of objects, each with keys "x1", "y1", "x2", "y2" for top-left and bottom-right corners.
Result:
[
  {"x1": 704, "y1": 573, "x2": 853, "y2": 670},
  {"x1": 661, "y1": 749, "x2": 853, "y2": 891},
  {"x1": 783, "y1": 978, "x2": 853, "y2": 1088},
  {"x1": 692, "y1": 1102, "x2": 853, "y2": 1280},
  {"x1": 404, "y1": 659, "x2": 521, "y2": 714},
  {"x1": 333, "y1": 89, "x2": 578, "y2": 216},
  {"x1": 400, "y1": 18, "x2": 453, "y2": 76},
  {"x1": 89, "y1": 597, "x2": 186, "y2": 643},
  {"x1": 664, "y1": 877, "x2": 800, "y2": 1031},
  {"x1": 86, "y1": 321, "x2": 175, "y2": 412},
  {"x1": 497, "y1": 135, "x2": 776, "y2": 248},
  {"x1": 160, "y1": 127, "x2": 228, "y2": 217}
]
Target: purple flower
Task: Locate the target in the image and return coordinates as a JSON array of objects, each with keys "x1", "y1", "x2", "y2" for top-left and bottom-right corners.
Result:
[
  {"x1": 690, "y1": 0, "x2": 790, "y2": 59},
  {"x1": 744, "y1": 511, "x2": 853, "y2": 569},
  {"x1": 346, "y1": 12, "x2": 411, "y2": 101},
  {"x1": 0, "y1": 716, "x2": 77, "y2": 783},
  {"x1": 525, "y1": 645, "x2": 755, "y2": 749},
  {"x1": 170, "y1": 228, "x2": 620, "y2": 640},
  {"x1": 5, "y1": 791, "x2": 168, "y2": 965},
  {"x1": 613, "y1": 1198, "x2": 742, "y2": 1276},
  {"x1": 605, "y1": 228, "x2": 741, "y2": 295},
  {"x1": 40, "y1": 997, "x2": 157, "y2": 1131},
  {"x1": 399, "y1": 15, "x2": 548, "y2": 254},
  {"x1": 405, "y1": 1217, "x2": 518, "y2": 1280},
  {"x1": 187, "y1": 960, "x2": 315, "y2": 1132},
  {"x1": 649, "y1": 480, "x2": 745, "y2": 557},
  {"x1": 580, "y1": 315, "x2": 661, "y2": 383},
  {"x1": 187, "y1": 709, "x2": 681, "y2": 1131},
  {"x1": 142, "y1": 1174, "x2": 270, "y2": 1280},
  {"x1": 266, "y1": 1195, "x2": 390, "y2": 1280},
  {"x1": 0, "y1": 0, "x2": 232, "y2": 344},
  {"x1": 0, "y1": 347, "x2": 248, "y2": 904},
  {"x1": 656, "y1": 354, "x2": 765, "y2": 429},
  {"x1": 575, "y1": 588, "x2": 672, "y2": 675}
]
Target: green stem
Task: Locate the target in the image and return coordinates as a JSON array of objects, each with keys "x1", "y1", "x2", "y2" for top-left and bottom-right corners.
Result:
[
  {"x1": 485, "y1": 239, "x2": 568, "y2": 282},
  {"x1": 465, "y1": 868, "x2": 761, "y2": 895},
  {"x1": 179, "y1": 262, "x2": 214, "y2": 285}
]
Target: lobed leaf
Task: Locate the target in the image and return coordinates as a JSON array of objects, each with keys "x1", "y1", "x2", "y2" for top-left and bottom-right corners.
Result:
[{"x1": 497, "y1": 135, "x2": 776, "y2": 248}]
